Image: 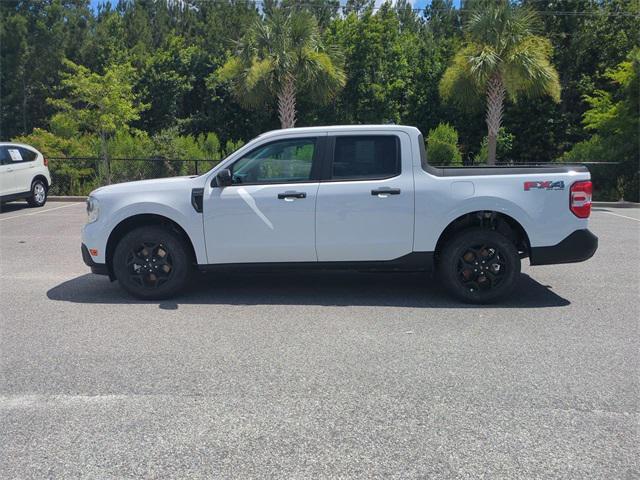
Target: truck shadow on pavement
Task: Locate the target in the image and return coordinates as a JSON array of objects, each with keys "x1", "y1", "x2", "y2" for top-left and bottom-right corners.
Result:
[{"x1": 47, "y1": 271, "x2": 570, "y2": 309}]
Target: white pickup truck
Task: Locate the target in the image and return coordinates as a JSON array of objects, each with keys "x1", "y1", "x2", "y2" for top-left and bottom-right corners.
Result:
[{"x1": 81, "y1": 125, "x2": 597, "y2": 303}]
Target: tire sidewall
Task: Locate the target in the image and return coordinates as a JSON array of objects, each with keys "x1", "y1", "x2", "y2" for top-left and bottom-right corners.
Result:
[
  {"x1": 28, "y1": 179, "x2": 47, "y2": 207},
  {"x1": 439, "y1": 228, "x2": 521, "y2": 304},
  {"x1": 112, "y1": 226, "x2": 191, "y2": 300}
]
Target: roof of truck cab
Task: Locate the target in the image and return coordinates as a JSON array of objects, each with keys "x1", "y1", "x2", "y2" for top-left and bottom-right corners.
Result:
[{"x1": 258, "y1": 125, "x2": 421, "y2": 138}]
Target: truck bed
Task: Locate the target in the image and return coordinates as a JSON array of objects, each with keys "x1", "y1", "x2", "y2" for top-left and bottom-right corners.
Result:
[{"x1": 424, "y1": 164, "x2": 589, "y2": 177}]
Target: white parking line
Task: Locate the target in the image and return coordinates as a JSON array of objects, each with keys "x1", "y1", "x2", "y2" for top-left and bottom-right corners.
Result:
[
  {"x1": 598, "y1": 211, "x2": 640, "y2": 223},
  {"x1": 0, "y1": 203, "x2": 82, "y2": 222}
]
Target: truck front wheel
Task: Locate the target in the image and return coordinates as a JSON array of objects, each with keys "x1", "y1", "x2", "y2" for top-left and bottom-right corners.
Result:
[
  {"x1": 112, "y1": 226, "x2": 191, "y2": 300},
  {"x1": 439, "y1": 228, "x2": 521, "y2": 304}
]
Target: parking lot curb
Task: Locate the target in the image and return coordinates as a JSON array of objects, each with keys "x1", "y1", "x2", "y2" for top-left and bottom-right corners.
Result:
[
  {"x1": 49, "y1": 196, "x2": 86, "y2": 202},
  {"x1": 592, "y1": 201, "x2": 639, "y2": 208}
]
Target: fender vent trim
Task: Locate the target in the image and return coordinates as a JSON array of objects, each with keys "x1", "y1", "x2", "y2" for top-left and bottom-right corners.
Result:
[{"x1": 191, "y1": 188, "x2": 204, "y2": 213}]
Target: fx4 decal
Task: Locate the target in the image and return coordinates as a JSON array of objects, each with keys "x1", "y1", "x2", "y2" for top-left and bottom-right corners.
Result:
[{"x1": 524, "y1": 180, "x2": 565, "y2": 191}]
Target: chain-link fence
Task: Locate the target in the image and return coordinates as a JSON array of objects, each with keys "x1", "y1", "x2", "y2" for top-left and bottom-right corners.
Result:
[
  {"x1": 48, "y1": 157, "x2": 220, "y2": 196},
  {"x1": 47, "y1": 157, "x2": 628, "y2": 201}
]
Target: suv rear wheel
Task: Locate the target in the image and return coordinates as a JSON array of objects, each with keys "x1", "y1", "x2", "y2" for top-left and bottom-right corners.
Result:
[
  {"x1": 112, "y1": 226, "x2": 191, "y2": 300},
  {"x1": 439, "y1": 228, "x2": 521, "y2": 304},
  {"x1": 27, "y1": 179, "x2": 47, "y2": 207}
]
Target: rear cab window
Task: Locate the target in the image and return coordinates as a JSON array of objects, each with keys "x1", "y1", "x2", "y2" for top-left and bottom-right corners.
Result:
[
  {"x1": 329, "y1": 135, "x2": 400, "y2": 181},
  {"x1": 417, "y1": 133, "x2": 428, "y2": 170}
]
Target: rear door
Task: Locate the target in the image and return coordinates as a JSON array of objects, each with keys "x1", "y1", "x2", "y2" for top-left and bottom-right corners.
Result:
[
  {"x1": 315, "y1": 132, "x2": 415, "y2": 261},
  {"x1": 204, "y1": 135, "x2": 325, "y2": 264},
  {"x1": 0, "y1": 147, "x2": 16, "y2": 196},
  {"x1": 0, "y1": 146, "x2": 37, "y2": 195},
  {"x1": 13, "y1": 147, "x2": 39, "y2": 193}
]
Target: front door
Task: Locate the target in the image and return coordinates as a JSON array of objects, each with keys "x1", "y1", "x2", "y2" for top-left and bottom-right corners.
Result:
[
  {"x1": 315, "y1": 132, "x2": 415, "y2": 261},
  {"x1": 203, "y1": 136, "x2": 324, "y2": 264}
]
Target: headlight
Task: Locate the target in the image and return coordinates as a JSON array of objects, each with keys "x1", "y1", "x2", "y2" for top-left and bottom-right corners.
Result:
[{"x1": 86, "y1": 196, "x2": 100, "y2": 223}]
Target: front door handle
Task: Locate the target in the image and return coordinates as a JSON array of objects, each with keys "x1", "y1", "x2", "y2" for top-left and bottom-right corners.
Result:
[
  {"x1": 278, "y1": 191, "x2": 306, "y2": 200},
  {"x1": 371, "y1": 188, "x2": 401, "y2": 197}
]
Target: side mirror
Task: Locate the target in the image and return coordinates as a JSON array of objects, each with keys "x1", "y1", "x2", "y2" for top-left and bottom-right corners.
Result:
[{"x1": 214, "y1": 168, "x2": 232, "y2": 187}]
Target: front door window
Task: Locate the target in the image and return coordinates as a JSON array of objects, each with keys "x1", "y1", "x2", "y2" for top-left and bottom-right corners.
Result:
[{"x1": 230, "y1": 138, "x2": 316, "y2": 185}]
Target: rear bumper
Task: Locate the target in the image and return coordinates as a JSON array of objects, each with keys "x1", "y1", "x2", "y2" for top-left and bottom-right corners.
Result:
[
  {"x1": 530, "y1": 229, "x2": 598, "y2": 266},
  {"x1": 81, "y1": 243, "x2": 109, "y2": 276}
]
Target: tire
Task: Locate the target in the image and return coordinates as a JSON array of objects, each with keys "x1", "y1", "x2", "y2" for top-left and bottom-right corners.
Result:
[
  {"x1": 27, "y1": 179, "x2": 47, "y2": 207},
  {"x1": 438, "y1": 228, "x2": 521, "y2": 304},
  {"x1": 112, "y1": 226, "x2": 192, "y2": 300}
]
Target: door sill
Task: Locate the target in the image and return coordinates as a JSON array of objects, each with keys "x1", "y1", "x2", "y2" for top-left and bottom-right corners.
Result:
[{"x1": 198, "y1": 252, "x2": 434, "y2": 273}]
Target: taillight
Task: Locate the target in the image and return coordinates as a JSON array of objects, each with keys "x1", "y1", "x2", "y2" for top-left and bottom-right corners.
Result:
[
  {"x1": 570, "y1": 180, "x2": 592, "y2": 218},
  {"x1": 43, "y1": 157, "x2": 48, "y2": 167}
]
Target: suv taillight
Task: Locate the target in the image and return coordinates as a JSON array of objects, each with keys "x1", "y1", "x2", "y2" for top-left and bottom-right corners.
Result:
[
  {"x1": 43, "y1": 157, "x2": 48, "y2": 167},
  {"x1": 570, "y1": 180, "x2": 592, "y2": 218}
]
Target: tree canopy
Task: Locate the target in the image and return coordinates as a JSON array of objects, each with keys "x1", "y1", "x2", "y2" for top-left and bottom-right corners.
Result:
[
  {"x1": 217, "y1": 9, "x2": 345, "y2": 128},
  {"x1": 440, "y1": 0, "x2": 561, "y2": 164},
  {"x1": 1, "y1": 0, "x2": 637, "y2": 199}
]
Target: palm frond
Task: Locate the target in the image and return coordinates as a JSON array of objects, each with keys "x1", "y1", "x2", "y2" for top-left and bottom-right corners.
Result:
[
  {"x1": 299, "y1": 50, "x2": 347, "y2": 103},
  {"x1": 216, "y1": 8, "x2": 345, "y2": 120},
  {"x1": 246, "y1": 58, "x2": 275, "y2": 90},
  {"x1": 466, "y1": 0, "x2": 540, "y2": 56},
  {"x1": 468, "y1": 46, "x2": 501, "y2": 85},
  {"x1": 439, "y1": 46, "x2": 485, "y2": 109},
  {"x1": 503, "y1": 36, "x2": 561, "y2": 103},
  {"x1": 216, "y1": 57, "x2": 243, "y2": 84}
]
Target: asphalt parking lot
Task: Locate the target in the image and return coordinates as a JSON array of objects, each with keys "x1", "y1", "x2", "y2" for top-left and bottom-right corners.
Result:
[{"x1": 0, "y1": 201, "x2": 638, "y2": 479}]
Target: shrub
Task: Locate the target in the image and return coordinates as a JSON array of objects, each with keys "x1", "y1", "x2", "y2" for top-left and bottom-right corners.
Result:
[
  {"x1": 426, "y1": 123, "x2": 462, "y2": 166},
  {"x1": 12, "y1": 127, "x2": 246, "y2": 194},
  {"x1": 474, "y1": 128, "x2": 514, "y2": 165}
]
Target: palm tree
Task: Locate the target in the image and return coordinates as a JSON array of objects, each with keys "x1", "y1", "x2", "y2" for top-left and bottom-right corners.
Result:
[
  {"x1": 218, "y1": 9, "x2": 345, "y2": 129},
  {"x1": 439, "y1": 0, "x2": 560, "y2": 164}
]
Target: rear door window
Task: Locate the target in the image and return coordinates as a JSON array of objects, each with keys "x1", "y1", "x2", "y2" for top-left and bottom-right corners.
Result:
[
  {"x1": 18, "y1": 147, "x2": 37, "y2": 162},
  {"x1": 7, "y1": 147, "x2": 24, "y2": 163},
  {"x1": 330, "y1": 136, "x2": 400, "y2": 180}
]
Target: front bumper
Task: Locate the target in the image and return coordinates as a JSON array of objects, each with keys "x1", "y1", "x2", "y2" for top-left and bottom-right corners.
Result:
[
  {"x1": 81, "y1": 243, "x2": 109, "y2": 276},
  {"x1": 530, "y1": 229, "x2": 598, "y2": 266}
]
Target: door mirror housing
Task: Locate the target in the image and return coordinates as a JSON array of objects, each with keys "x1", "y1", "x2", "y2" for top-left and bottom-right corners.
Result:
[{"x1": 214, "y1": 168, "x2": 232, "y2": 187}]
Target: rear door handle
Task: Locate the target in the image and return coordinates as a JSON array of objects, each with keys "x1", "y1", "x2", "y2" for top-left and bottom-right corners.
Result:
[
  {"x1": 278, "y1": 191, "x2": 306, "y2": 200},
  {"x1": 371, "y1": 188, "x2": 401, "y2": 196}
]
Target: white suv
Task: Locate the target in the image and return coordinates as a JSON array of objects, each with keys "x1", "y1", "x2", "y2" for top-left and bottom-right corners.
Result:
[{"x1": 0, "y1": 143, "x2": 51, "y2": 208}]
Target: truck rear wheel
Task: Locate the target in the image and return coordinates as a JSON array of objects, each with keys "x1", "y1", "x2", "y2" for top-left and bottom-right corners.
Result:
[
  {"x1": 439, "y1": 228, "x2": 521, "y2": 304},
  {"x1": 112, "y1": 226, "x2": 191, "y2": 300}
]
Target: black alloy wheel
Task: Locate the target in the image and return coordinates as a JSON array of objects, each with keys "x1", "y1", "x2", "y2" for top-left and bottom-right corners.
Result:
[
  {"x1": 439, "y1": 228, "x2": 521, "y2": 304},
  {"x1": 456, "y1": 244, "x2": 507, "y2": 293},
  {"x1": 113, "y1": 226, "x2": 191, "y2": 299},
  {"x1": 126, "y1": 241, "x2": 174, "y2": 289}
]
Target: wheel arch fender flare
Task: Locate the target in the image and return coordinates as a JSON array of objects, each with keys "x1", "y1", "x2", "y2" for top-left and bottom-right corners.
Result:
[
  {"x1": 31, "y1": 175, "x2": 49, "y2": 189},
  {"x1": 434, "y1": 197, "x2": 534, "y2": 257},
  {"x1": 104, "y1": 203, "x2": 205, "y2": 275}
]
